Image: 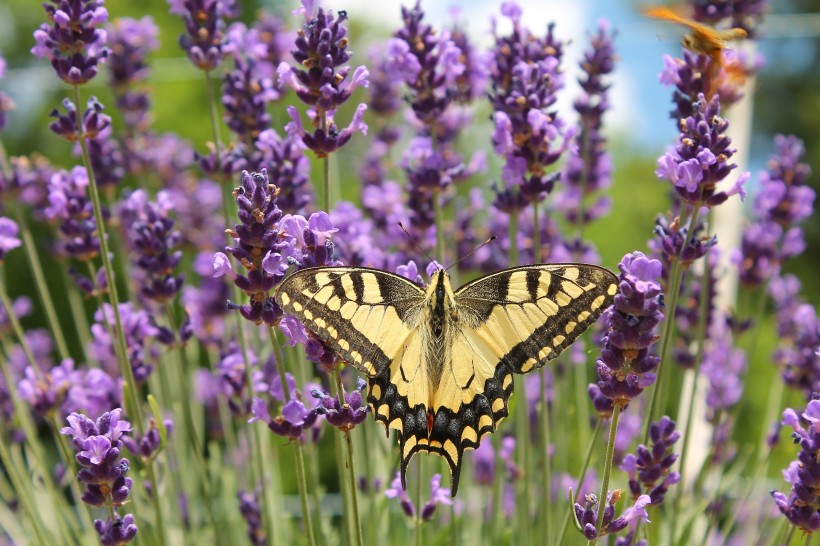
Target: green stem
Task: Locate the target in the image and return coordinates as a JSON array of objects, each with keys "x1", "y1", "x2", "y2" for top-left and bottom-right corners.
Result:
[
  {"x1": 540, "y1": 367, "x2": 552, "y2": 544},
  {"x1": 333, "y1": 369, "x2": 364, "y2": 546},
  {"x1": 433, "y1": 189, "x2": 445, "y2": 265},
  {"x1": 415, "y1": 461, "x2": 423, "y2": 546},
  {"x1": 592, "y1": 404, "x2": 621, "y2": 543},
  {"x1": 644, "y1": 207, "x2": 701, "y2": 438},
  {"x1": 72, "y1": 86, "x2": 142, "y2": 433},
  {"x1": 533, "y1": 202, "x2": 541, "y2": 263},
  {"x1": 557, "y1": 419, "x2": 603, "y2": 544},
  {"x1": 670, "y1": 258, "x2": 712, "y2": 542},
  {"x1": 10, "y1": 206, "x2": 71, "y2": 361}
]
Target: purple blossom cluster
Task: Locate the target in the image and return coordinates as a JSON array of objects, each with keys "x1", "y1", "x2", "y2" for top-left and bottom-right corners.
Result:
[
  {"x1": 106, "y1": 16, "x2": 159, "y2": 131},
  {"x1": 90, "y1": 303, "x2": 162, "y2": 384},
  {"x1": 771, "y1": 398, "x2": 820, "y2": 533},
  {"x1": 573, "y1": 491, "x2": 652, "y2": 541},
  {"x1": 61, "y1": 409, "x2": 137, "y2": 544},
  {"x1": 621, "y1": 416, "x2": 680, "y2": 506},
  {"x1": 279, "y1": 4, "x2": 369, "y2": 158},
  {"x1": 385, "y1": 471, "x2": 453, "y2": 521},
  {"x1": 590, "y1": 252, "x2": 664, "y2": 413},
  {"x1": 0, "y1": 217, "x2": 21, "y2": 261},
  {"x1": 32, "y1": 0, "x2": 110, "y2": 85},
  {"x1": 490, "y1": 2, "x2": 571, "y2": 210},
  {"x1": 170, "y1": 0, "x2": 235, "y2": 72},
  {"x1": 249, "y1": 376, "x2": 324, "y2": 443},
  {"x1": 736, "y1": 134, "x2": 813, "y2": 288},
  {"x1": 311, "y1": 377, "x2": 369, "y2": 432},
  {"x1": 558, "y1": 20, "x2": 615, "y2": 229},
  {"x1": 238, "y1": 488, "x2": 266, "y2": 546}
]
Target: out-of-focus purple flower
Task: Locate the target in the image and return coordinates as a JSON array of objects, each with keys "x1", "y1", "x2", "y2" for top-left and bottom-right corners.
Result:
[
  {"x1": 594, "y1": 252, "x2": 663, "y2": 409},
  {"x1": 120, "y1": 190, "x2": 184, "y2": 307},
  {"x1": 559, "y1": 21, "x2": 615, "y2": 229},
  {"x1": 90, "y1": 303, "x2": 160, "y2": 384},
  {"x1": 447, "y1": 13, "x2": 489, "y2": 104},
  {"x1": 621, "y1": 416, "x2": 680, "y2": 506},
  {"x1": 366, "y1": 43, "x2": 404, "y2": 116},
  {"x1": 472, "y1": 438, "x2": 495, "y2": 486},
  {"x1": 385, "y1": 471, "x2": 415, "y2": 518},
  {"x1": 222, "y1": 56, "x2": 276, "y2": 148},
  {"x1": 32, "y1": 0, "x2": 110, "y2": 85},
  {"x1": 702, "y1": 316, "x2": 746, "y2": 416},
  {"x1": 49, "y1": 96, "x2": 111, "y2": 142},
  {"x1": 121, "y1": 417, "x2": 171, "y2": 460},
  {"x1": 106, "y1": 16, "x2": 159, "y2": 131},
  {"x1": 253, "y1": 129, "x2": 312, "y2": 213},
  {"x1": 771, "y1": 398, "x2": 820, "y2": 533},
  {"x1": 419, "y1": 474, "x2": 454, "y2": 521},
  {"x1": 0, "y1": 217, "x2": 21, "y2": 260},
  {"x1": 225, "y1": 13, "x2": 292, "y2": 77},
  {"x1": 238, "y1": 488, "x2": 266, "y2": 546},
  {"x1": 17, "y1": 358, "x2": 83, "y2": 417},
  {"x1": 61, "y1": 409, "x2": 137, "y2": 544},
  {"x1": 311, "y1": 377, "x2": 369, "y2": 432},
  {"x1": 693, "y1": 0, "x2": 768, "y2": 38},
  {"x1": 279, "y1": 4, "x2": 369, "y2": 158},
  {"x1": 655, "y1": 94, "x2": 747, "y2": 208},
  {"x1": 171, "y1": 0, "x2": 231, "y2": 71},
  {"x1": 768, "y1": 275, "x2": 820, "y2": 401},
  {"x1": 753, "y1": 134, "x2": 814, "y2": 229},
  {"x1": 0, "y1": 53, "x2": 13, "y2": 131},
  {"x1": 490, "y1": 4, "x2": 570, "y2": 210}
]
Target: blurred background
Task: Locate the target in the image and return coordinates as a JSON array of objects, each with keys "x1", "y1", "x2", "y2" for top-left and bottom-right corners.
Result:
[{"x1": 0, "y1": 0, "x2": 818, "y2": 489}]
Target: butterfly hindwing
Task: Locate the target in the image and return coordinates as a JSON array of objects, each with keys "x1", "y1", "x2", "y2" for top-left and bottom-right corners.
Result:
[{"x1": 274, "y1": 267, "x2": 425, "y2": 376}]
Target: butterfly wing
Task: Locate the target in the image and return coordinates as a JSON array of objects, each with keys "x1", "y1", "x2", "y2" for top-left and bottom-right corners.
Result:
[{"x1": 275, "y1": 267, "x2": 426, "y2": 376}]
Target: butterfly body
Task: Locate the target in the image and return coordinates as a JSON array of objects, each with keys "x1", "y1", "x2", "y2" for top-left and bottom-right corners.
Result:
[{"x1": 275, "y1": 264, "x2": 618, "y2": 495}]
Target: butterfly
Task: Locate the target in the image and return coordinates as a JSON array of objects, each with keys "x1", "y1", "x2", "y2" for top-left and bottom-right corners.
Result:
[
  {"x1": 275, "y1": 263, "x2": 618, "y2": 495},
  {"x1": 643, "y1": 6, "x2": 747, "y2": 64}
]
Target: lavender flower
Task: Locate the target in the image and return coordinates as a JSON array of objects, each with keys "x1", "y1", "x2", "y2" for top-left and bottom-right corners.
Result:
[
  {"x1": 90, "y1": 303, "x2": 160, "y2": 384},
  {"x1": 620, "y1": 416, "x2": 681, "y2": 506},
  {"x1": 253, "y1": 129, "x2": 312, "y2": 213},
  {"x1": 0, "y1": 217, "x2": 21, "y2": 261},
  {"x1": 171, "y1": 0, "x2": 230, "y2": 71},
  {"x1": 385, "y1": 472, "x2": 415, "y2": 518},
  {"x1": 278, "y1": 3, "x2": 369, "y2": 158},
  {"x1": 419, "y1": 474, "x2": 454, "y2": 521},
  {"x1": 490, "y1": 3, "x2": 570, "y2": 209},
  {"x1": 222, "y1": 56, "x2": 276, "y2": 147},
  {"x1": 250, "y1": 397, "x2": 318, "y2": 442},
  {"x1": 311, "y1": 377, "x2": 369, "y2": 432},
  {"x1": 49, "y1": 96, "x2": 111, "y2": 142},
  {"x1": 32, "y1": 0, "x2": 110, "y2": 85},
  {"x1": 574, "y1": 491, "x2": 652, "y2": 540},
  {"x1": 106, "y1": 16, "x2": 159, "y2": 131},
  {"x1": 61, "y1": 409, "x2": 137, "y2": 544},
  {"x1": 120, "y1": 190, "x2": 184, "y2": 306},
  {"x1": 593, "y1": 252, "x2": 664, "y2": 409},
  {"x1": 0, "y1": 53, "x2": 14, "y2": 131},
  {"x1": 45, "y1": 166, "x2": 102, "y2": 264},
  {"x1": 121, "y1": 417, "x2": 170, "y2": 460},
  {"x1": 559, "y1": 20, "x2": 615, "y2": 228},
  {"x1": 238, "y1": 488, "x2": 267, "y2": 546},
  {"x1": 655, "y1": 94, "x2": 747, "y2": 209},
  {"x1": 17, "y1": 358, "x2": 82, "y2": 417},
  {"x1": 221, "y1": 169, "x2": 291, "y2": 326},
  {"x1": 472, "y1": 438, "x2": 495, "y2": 486},
  {"x1": 771, "y1": 398, "x2": 820, "y2": 533}
]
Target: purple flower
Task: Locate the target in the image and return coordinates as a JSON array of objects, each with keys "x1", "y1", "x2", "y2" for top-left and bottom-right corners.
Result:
[
  {"x1": 771, "y1": 397, "x2": 820, "y2": 533},
  {"x1": 106, "y1": 16, "x2": 159, "y2": 131},
  {"x1": 17, "y1": 358, "x2": 83, "y2": 417},
  {"x1": 61, "y1": 409, "x2": 136, "y2": 542},
  {"x1": 94, "y1": 514, "x2": 138, "y2": 546},
  {"x1": 171, "y1": 0, "x2": 231, "y2": 71},
  {"x1": 257, "y1": 398, "x2": 318, "y2": 442},
  {"x1": 574, "y1": 491, "x2": 652, "y2": 540},
  {"x1": 385, "y1": 472, "x2": 415, "y2": 518},
  {"x1": 593, "y1": 252, "x2": 663, "y2": 409},
  {"x1": 558, "y1": 20, "x2": 615, "y2": 228},
  {"x1": 253, "y1": 129, "x2": 312, "y2": 213},
  {"x1": 420, "y1": 474, "x2": 454, "y2": 521},
  {"x1": 753, "y1": 134, "x2": 814, "y2": 228},
  {"x1": 32, "y1": 0, "x2": 110, "y2": 85},
  {"x1": 0, "y1": 217, "x2": 21, "y2": 260},
  {"x1": 49, "y1": 96, "x2": 111, "y2": 142},
  {"x1": 620, "y1": 416, "x2": 680, "y2": 506},
  {"x1": 472, "y1": 438, "x2": 495, "y2": 486},
  {"x1": 279, "y1": 4, "x2": 369, "y2": 158},
  {"x1": 311, "y1": 377, "x2": 370, "y2": 432},
  {"x1": 238, "y1": 488, "x2": 266, "y2": 546},
  {"x1": 90, "y1": 303, "x2": 160, "y2": 384}
]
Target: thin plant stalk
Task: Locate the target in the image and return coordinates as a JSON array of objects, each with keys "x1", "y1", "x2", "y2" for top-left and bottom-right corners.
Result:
[
  {"x1": 557, "y1": 419, "x2": 604, "y2": 544},
  {"x1": 644, "y1": 206, "x2": 702, "y2": 437},
  {"x1": 333, "y1": 368, "x2": 364, "y2": 546},
  {"x1": 591, "y1": 404, "x2": 621, "y2": 544},
  {"x1": 669, "y1": 258, "x2": 712, "y2": 542},
  {"x1": 71, "y1": 86, "x2": 141, "y2": 432},
  {"x1": 268, "y1": 328, "x2": 316, "y2": 546},
  {"x1": 9, "y1": 205, "x2": 71, "y2": 361},
  {"x1": 534, "y1": 201, "x2": 552, "y2": 543}
]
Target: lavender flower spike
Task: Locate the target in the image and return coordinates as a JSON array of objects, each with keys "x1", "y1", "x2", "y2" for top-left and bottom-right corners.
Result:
[
  {"x1": 771, "y1": 398, "x2": 820, "y2": 533},
  {"x1": 0, "y1": 217, "x2": 22, "y2": 261},
  {"x1": 620, "y1": 416, "x2": 681, "y2": 506},
  {"x1": 593, "y1": 252, "x2": 664, "y2": 410},
  {"x1": 311, "y1": 377, "x2": 370, "y2": 432}
]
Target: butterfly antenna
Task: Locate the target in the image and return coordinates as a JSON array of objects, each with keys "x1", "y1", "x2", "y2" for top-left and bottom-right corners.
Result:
[
  {"x1": 446, "y1": 236, "x2": 497, "y2": 272},
  {"x1": 396, "y1": 221, "x2": 439, "y2": 269}
]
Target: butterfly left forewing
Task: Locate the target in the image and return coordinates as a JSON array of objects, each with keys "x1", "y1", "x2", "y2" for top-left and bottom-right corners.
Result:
[{"x1": 275, "y1": 267, "x2": 426, "y2": 376}]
